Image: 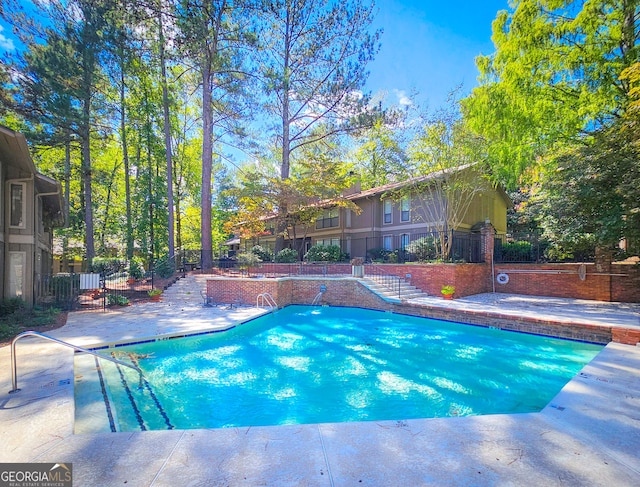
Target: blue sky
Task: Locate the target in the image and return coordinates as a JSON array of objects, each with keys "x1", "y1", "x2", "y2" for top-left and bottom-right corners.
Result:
[
  {"x1": 0, "y1": 1, "x2": 509, "y2": 110},
  {"x1": 367, "y1": 0, "x2": 509, "y2": 110}
]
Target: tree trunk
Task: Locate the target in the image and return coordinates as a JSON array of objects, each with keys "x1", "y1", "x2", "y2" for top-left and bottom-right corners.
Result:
[
  {"x1": 146, "y1": 102, "x2": 155, "y2": 263},
  {"x1": 81, "y1": 105, "x2": 94, "y2": 263},
  {"x1": 276, "y1": 6, "x2": 292, "y2": 253},
  {"x1": 158, "y1": 8, "x2": 175, "y2": 259},
  {"x1": 62, "y1": 138, "x2": 71, "y2": 272},
  {"x1": 119, "y1": 63, "x2": 134, "y2": 259},
  {"x1": 201, "y1": 62, "x2": 213, "y2": 269}
]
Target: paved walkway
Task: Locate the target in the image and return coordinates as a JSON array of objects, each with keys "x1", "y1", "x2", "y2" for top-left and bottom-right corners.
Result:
[
  {"x1": 0, "y1": 275, "x2": 639, "y2": 486},
  {"x1": 410, "y1": 292, "x2": 640, "y2": 329}
]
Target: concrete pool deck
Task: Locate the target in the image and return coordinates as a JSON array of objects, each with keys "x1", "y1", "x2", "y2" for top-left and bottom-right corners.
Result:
[{"x1": 1, "y1": 287, "x2": 639, "y2": 486}]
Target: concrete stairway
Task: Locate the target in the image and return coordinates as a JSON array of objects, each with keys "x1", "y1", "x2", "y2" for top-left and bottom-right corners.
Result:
[
  {"x1": 160, "y1": 273, "x2": 211, "y2": 307},
  {"x1": 359, "y1": 277, "x2": 430, "y2": 302}
]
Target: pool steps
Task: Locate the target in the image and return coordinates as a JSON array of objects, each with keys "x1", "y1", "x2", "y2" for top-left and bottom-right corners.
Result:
[{"x1": 359, "y1": 277, "x2": 430, "y2": 302}]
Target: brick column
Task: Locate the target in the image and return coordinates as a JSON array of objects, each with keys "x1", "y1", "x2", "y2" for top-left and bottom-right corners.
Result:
[{"x1": 480, "y1": 222, "x2": 495, "y2": 264}]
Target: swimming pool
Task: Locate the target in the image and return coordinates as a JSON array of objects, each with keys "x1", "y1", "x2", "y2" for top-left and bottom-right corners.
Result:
[{"x1": 74, "y1": 306, "x2": 603, "y2": 432}]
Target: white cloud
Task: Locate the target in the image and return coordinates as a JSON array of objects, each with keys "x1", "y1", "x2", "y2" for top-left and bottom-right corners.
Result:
[
  {"x1": 393, "y1": 89, "x2": 413, "y2": 107},
  {"x1": 0, "y1": 25, "x2": 15, "y2": 51}
]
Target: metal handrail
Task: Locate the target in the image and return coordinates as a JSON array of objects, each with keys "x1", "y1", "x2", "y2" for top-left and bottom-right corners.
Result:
[
  {"x1": 364, "y1": 264, "x2": 404, "y2": 299},
  {"x1": 256, "y1": 292, "x2": 278, "y2": 310},
  {"x1": 9, "y1": 330, "x2": 144, "y2": 393}
]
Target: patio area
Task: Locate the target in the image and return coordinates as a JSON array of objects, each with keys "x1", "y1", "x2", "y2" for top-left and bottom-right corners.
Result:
[{"x1": 1, "y1": 282, "x2": 639, "y2": 486}]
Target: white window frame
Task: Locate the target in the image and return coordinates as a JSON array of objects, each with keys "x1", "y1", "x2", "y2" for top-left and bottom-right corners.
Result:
[
  {"x1": 401, "y1": 196, "x2": 410, "y2": 222},
  {"x1": 9, "y1": 182, "x2": 26, "y2": 229},
  {"x1": 383, "y1": 200, "x2": 392, "y2": 224},
  {"x1": 383, "y1": 235, "x2": 393, "y2": 251}
]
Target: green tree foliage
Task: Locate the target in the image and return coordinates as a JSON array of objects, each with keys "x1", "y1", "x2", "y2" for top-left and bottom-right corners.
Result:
[
  {"x1": 463, "y1": 0, "x2": 639, "y2": 186},
  {"x1": 1, "y1": 0, "x2": 384, "y2": 270},
  {"x1": 176, "y1": 0, "x2": 254, "y2": 266},
  {"x1": 352, "y1": 118, "x2": 409, "y2": 189},
  {"x1": 226, "y1": 138, "x2": 359, "y2": 254},
  {"x1": 257, "y1": 0, "x2": 380, "y2": 251},
  {"x1": 538, "y1": 118, "x2": 640, "y2": 257},
  {"x1": 394, "y1": 98, "x2": 492, "y2": 260}
]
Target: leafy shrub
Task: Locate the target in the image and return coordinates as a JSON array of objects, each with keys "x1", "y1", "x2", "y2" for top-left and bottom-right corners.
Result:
[
  {"x1": 154, "y1": 255, "x2": 175, "y2": 278},
  {"x1": 107, "y1": 294, "x2": 129, "y2": 306},
  {"x1": 128, "y1": 257, "x2": 144, "y2": 280},
  {"x1": 498, "y1": 241, "x2": 533, "y2": 262},
  {"x1": 0, "y1": 298, "x2": 24, "y2": 317},
  {"x1": 304, "y1": 244, "x2": 343, "y2": 262},
  {"x1": 405, "y1": 237, "x2": 439, "y2": 261},
  {"x1": 91, "y1": 257, "x2": 126, "y2": 275},
  {"x1": 251, "y1": 245, "x2": 273, "y2": 262},
  {"x1": 236, "y1": 252, "x2": 261, "y2": 269},
  {"x1": 367, "y1": 248, "x2": 389, "y2": 262},
  {"x1": 275, "y1": 248, "x2": 298, "y2": 263}
]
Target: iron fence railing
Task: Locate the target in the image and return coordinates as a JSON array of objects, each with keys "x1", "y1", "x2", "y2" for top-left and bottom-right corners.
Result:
[
  {"x1": 35, "y1": 269, "x2": 157, "y2": 311},
  {"x1": 200, "y1": 229, "x2": 486, "y2": 265},
  {"x1": 364, "y1": 264, "x2": 405, "y2": 299},
  {"x1": 494, "y1": 233, "x2": 548, "y2": 263}
]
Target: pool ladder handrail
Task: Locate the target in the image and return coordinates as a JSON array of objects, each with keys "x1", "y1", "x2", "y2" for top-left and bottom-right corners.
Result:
[
  {"x1": 256, "y1": 292, "x2": 278, "y2": 311},
  {"x1": 9, "y1": 330, "x2": 144, "y2": 394}
]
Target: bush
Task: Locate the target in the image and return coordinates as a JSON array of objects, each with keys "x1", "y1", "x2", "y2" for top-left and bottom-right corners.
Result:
[
  {"x1": 367, "y1": 248, "x2": 390, "y2": 262},
  {"x1": 497, "y1": 241, "x2": 532, "y2": 262},
  {"x1": 275, "y1": 248, "x2": 298, "y2": 263},
  {"x1": 0, "y1": 298, "x2": 24, "y2": 317},
  {"x1": 236, "y1": 252, "x2": 261, "y2": 269},
  {"x1": 154, "y1": 255, "x2": 175, "y2": 278},
  {"x1": 128, "y1": 257, "x2": 144, "y2": 280},
  {"x1": 251, "y1": 245, "x2": 273, "y2": 262},
  {"x1": 107, "y1": 294, "x2": 129, "y2": 306},
  {"x1": 405, "y1": 236, "x2": 439, "y2": 261},
  {"x1": 90, "y1": 257, "x2": 126, "y2": 275},
  {"x1": 304, "y1": 244, "x2": 344, "y2": 262}
]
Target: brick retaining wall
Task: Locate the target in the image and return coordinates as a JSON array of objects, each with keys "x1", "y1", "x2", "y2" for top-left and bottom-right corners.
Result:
[
  {"x1": 206, "y1": 277, "x2": 625, "y2": 344},
  {"x1": 364, "y1": 262, "x2": 638, "y2": 303}
]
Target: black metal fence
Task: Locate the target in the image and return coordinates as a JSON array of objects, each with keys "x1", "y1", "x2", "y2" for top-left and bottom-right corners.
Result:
[
  {"x1": 493, "y1": 233, "x2": 548, "y2": 263},
  {"x1": 35, "y1": 270, "x2": 157, "y2": 311},
  {"x1": 228, "y1": 230, "x2": 485, "y2": 264}
]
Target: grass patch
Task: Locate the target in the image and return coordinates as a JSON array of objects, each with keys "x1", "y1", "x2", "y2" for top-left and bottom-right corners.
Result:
[{"x1": 0, "y1": 299, "x2": 63, "y2": 344}]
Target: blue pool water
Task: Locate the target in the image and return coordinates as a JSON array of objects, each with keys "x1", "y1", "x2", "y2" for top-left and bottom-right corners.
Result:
[{"x1": 81, "y1": 306, "x2": 602, "y2": 432}]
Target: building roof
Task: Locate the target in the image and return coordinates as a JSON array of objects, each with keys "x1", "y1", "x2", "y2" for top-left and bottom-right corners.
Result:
[
  {"x1": 0, "y1": 125, "x2": 64, "y2": 224},
  {"x1": 344, "y1": 163, "x2": 512, "y2": 208}
]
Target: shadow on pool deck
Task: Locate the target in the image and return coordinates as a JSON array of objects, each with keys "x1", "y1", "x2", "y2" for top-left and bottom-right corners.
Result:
[{"x1": 0, "y1": 293, "x2": 639, "y2": 486}]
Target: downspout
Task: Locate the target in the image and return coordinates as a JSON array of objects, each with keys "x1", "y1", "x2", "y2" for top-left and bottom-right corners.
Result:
[{"x1": 34, "y1": 190, "x2": 61, "y2": 307}]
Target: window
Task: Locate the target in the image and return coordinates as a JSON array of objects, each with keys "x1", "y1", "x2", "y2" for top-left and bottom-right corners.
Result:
[
  {"x1": 10, "y1": 183, "x2": 25, "y2": 228},
  {"x1": 8, "y1": 252, "x2": 25, "y2": 297},
  {"x1": 383, "y1": 200, "x2": 392, "y2": 224},
  {"x1": 401, "y1": 197, "x2": 410, "y2": 222},
  {"x1": 316, "y1": 238, "x2": 340, "y2": 247},
  {"x1": 400, "y1": 233, "x2": 410, "y2": 249},
  {"x1": 383, "y1": 235, "x2": 393, "y2": 251},
  {"x1": 316, "y1": 208, "x2": 339, "y2": 229}
]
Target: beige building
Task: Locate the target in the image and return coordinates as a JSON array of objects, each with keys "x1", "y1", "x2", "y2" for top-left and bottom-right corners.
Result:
[
  {"x1": 0, "y1": 126, "x2": 63, "y2": 304},
  {"x1": 245, "y1": 166, "x2": 511, "y2": 262}
]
